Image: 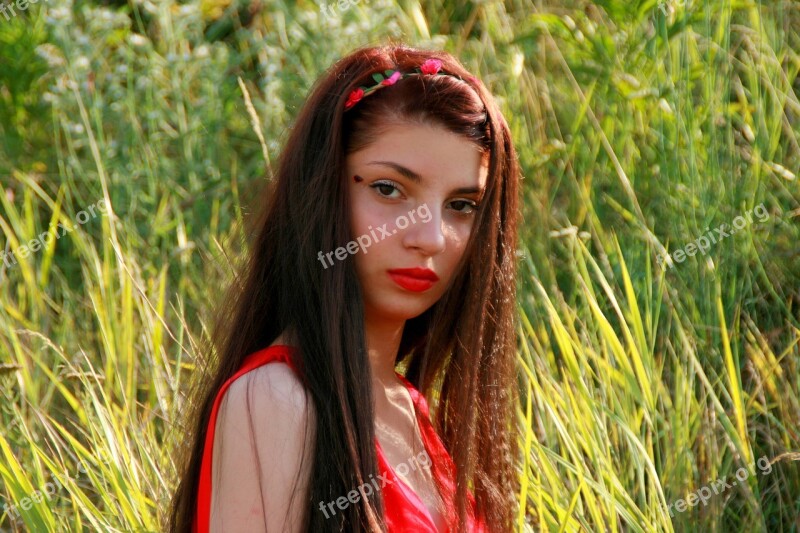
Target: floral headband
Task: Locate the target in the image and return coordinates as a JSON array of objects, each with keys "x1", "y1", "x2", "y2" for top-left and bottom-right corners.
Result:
[{"x1": 343, "y1": 58, "x2": 480, "y2": 111}]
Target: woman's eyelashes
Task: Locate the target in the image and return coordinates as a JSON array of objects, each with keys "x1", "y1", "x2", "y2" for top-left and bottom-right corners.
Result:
[
  {"x1": 369, "y1": 179, "x2": 403, "y2": 199},
  {"x1": 450, "y1": 199, "x2": 479, "y2": 214},
  {"x1": 368, "y1": 177, "x2": 480, "y2": 215}
]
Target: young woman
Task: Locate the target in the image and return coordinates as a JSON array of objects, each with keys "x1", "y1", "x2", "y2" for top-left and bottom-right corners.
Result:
[{"x1": 169, "y1": 44, "x2": 522, "y2": 532}]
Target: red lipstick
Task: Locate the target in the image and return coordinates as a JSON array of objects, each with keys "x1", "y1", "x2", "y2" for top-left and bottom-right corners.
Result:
[{"x1": 387, "y1": 267, "x2": 439, "y2": 292}]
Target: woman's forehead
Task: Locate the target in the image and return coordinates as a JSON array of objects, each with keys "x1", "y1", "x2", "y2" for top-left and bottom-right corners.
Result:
[{"x1": 346, "y1": 123, "x2": 488, "y2": 189}]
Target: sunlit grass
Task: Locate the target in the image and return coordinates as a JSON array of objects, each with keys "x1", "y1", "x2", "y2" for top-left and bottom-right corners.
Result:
[{"x1": 1, "y1": 0, "x2": 799, "y2": 531}]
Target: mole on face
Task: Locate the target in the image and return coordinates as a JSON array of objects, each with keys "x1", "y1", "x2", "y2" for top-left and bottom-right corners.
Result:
[{"x1": 353, "y1": 174, "x2": 364, "y2": 183}]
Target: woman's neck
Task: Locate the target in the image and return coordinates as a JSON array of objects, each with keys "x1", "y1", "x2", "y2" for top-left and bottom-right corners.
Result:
[{"x1": 363, "y1": 316, "x2": 405, "y2": 387}]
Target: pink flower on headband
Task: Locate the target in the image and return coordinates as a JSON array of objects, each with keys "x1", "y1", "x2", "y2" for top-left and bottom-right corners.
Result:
[
  {"x1": 381, "y1": 70, "x2": 402, "y2": 85},
  {"x1": 420, "y1": 58, "x2": 442, "y2": 75},
  {"x1": 344, "y1": 88, "x2": 364, "y2": 109}
]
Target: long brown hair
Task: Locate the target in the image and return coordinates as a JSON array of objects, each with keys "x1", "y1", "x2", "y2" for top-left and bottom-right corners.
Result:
[{"x1": 168, "y1": 42, "x2": 521, "y2": 532}]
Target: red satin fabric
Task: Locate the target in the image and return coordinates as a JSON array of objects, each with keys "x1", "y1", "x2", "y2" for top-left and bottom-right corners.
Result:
[{"x1": 193, "y1": 344, "x2": 486, "y2": 532}]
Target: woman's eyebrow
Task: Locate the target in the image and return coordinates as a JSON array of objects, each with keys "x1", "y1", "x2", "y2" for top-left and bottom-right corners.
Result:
[
  {"x1": 449, "y1": 186, "x2": 483, "y2": 196},
  {"x1": 366, "y1": 160, "x2": 484, "y2": 195},
  {"x1": 367, "y1": 160, "x2": 423, "y2": 182}
]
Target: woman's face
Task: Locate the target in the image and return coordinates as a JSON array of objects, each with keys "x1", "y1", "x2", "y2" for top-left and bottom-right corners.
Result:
[{"x1": 341, "y1": 121, "x2": 488, "y2": 324}]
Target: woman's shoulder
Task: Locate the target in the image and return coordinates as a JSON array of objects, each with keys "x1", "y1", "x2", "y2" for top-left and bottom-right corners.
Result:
[
  {"x1": 227, "y1": 361, "x2": 306, "y2": 410},
  {"x1": 224, "y1": 343, "x2": 307, "y2": 414},
  {"x1": 208, "y1": 343, "x2": 314, "y2": 532}
]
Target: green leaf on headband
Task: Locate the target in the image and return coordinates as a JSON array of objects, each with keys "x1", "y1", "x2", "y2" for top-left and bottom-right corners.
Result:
[{"x1": 372, "y1": 73, "x2": 384, "y2": 83}]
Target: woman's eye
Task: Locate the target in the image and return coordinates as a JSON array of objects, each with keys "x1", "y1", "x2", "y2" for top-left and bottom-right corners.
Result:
[
  {"x1": 450, "y1": 199, "x2": 478, "y2": 214},
  {"x1": 370, "y1": 180, "x2": 402, "y2": 199}
]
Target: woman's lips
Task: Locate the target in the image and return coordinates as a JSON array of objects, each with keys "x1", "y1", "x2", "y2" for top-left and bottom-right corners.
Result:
[{"x1": 387, "y1": 268, "x2": 438, "y2": 292}]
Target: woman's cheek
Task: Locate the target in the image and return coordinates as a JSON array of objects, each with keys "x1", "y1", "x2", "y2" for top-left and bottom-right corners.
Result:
[
  {"x1": 444, "y1": 221, "x2": 475, "y2": 270},
  {"x1": 446, "y1": 220, "x2": 472, "y2": 249},
  {"x1": 350, "y1": 206, "x2": 381, "y2": 246}
]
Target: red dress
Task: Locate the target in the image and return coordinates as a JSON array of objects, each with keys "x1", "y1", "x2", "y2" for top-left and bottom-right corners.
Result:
[{"x1": 193, "y1": 344, "x2": 487, "y2": 532}]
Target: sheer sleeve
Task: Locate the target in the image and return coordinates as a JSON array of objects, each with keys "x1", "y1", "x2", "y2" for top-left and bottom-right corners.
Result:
[{"x1": 209, "y1": 362, "x2": 316, "y2": 532}]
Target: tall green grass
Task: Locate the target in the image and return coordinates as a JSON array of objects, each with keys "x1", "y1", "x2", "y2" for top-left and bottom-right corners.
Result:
[{"x1": 1, "y1": 0, "x2": 798, "y2": 531}]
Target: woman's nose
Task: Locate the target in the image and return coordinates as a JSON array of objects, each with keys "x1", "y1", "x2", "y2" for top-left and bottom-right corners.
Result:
[{"x1": 400, "y1": 205, "x2": 446, "y2": 255}]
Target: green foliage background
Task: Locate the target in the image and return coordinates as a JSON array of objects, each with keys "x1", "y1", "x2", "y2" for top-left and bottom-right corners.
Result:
[{"x1": 1, "y1": 0, "x2": 799, "y2": 531}]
